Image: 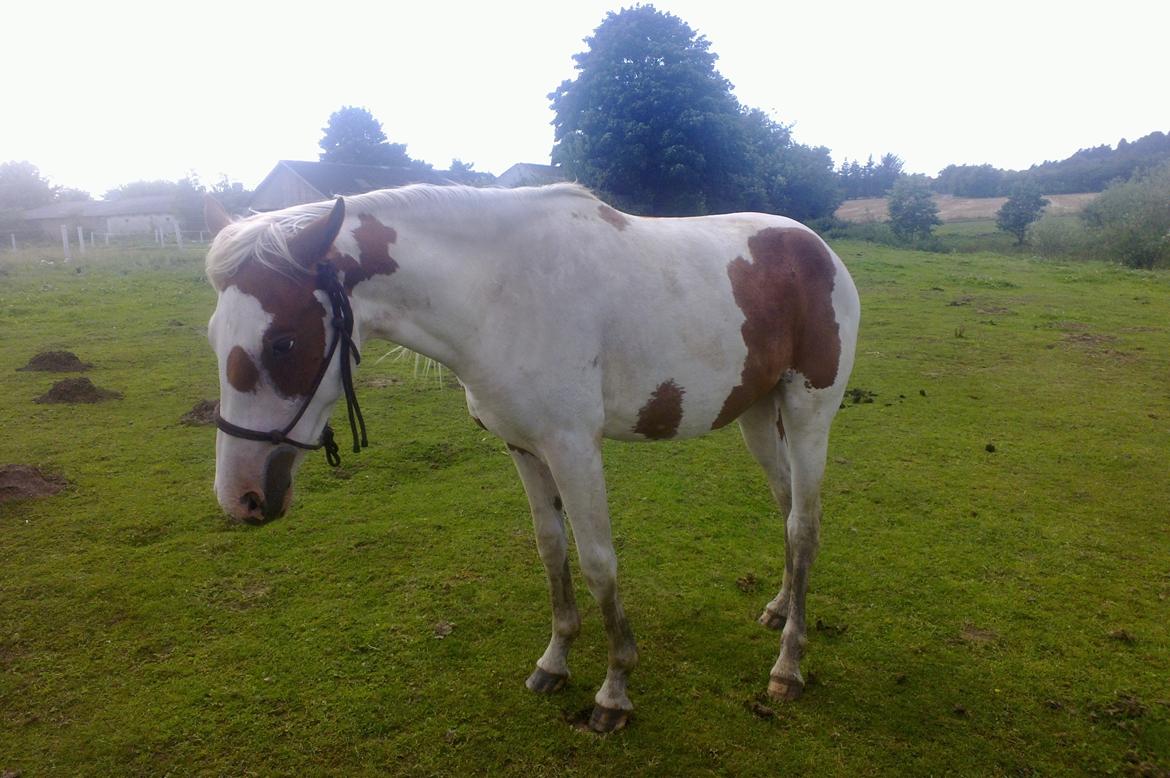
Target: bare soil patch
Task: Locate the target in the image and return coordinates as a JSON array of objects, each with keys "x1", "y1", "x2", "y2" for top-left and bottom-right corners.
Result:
[
  {"x1": 181, "y1": 399, "x2": 219, "y2": 426},
  {"x1": 959, "y1": 623, "x2": 999, "y2": 644},
  {"x1": 17, "y1": 350, "x2": 91, "y2": 372},
  {"x1": 34, "y1": 377, "x2": 122, "y2": 404},
  {"x1": 1064, "y1": 332, "x2": 1117, "y2": 346},
  {"x1": 0, "y1": 464, "x2": 67, "y2": 503}
]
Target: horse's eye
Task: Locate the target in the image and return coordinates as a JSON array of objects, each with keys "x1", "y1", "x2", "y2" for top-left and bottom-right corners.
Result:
[{"x1": 271, "y1": 337, "x2": 296, "y2": 356}]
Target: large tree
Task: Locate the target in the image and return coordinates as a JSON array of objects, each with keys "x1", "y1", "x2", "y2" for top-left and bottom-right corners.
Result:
[
  {"x1": 736, "y1": 108, "x2": 839, "y2": 221},
  {"x1": 549, "y1": 6, "x2": 839, "y2": 219},
  {"x1": 549, "y1": 7, "x2": 739, "y2": 215},
  {"x1": 318, "y1": 106, "x2": 419, "y2": 168},
  {"x1": 0, "y1": 161, "x2": 56, "y2": 211}
]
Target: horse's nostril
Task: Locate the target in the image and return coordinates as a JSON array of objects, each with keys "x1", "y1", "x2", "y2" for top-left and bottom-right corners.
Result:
[{"x1": 240, "y1": 491, "x2": 264, "y2": 513}]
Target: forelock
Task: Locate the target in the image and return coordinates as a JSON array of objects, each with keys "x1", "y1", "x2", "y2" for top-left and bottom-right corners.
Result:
[{"x1": 205, "y1": 201, "x2": 333, "y2": 289}]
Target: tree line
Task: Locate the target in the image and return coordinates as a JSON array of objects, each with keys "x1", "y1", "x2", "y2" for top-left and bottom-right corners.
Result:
[{"x1": 932, "y1": 131, "x2": 1170, "y2": 197}]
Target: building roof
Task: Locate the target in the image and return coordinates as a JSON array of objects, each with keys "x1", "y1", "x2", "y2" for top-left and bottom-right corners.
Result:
[
  {"x1": 23, "y1": 195, "x2": 177, "y2": 220},
  {"x1": 496, "y1": 163, "x2": 566, "y2": 188},
  {"x1": 260, "y1": 160, "x2": 451, "y2": 199}
]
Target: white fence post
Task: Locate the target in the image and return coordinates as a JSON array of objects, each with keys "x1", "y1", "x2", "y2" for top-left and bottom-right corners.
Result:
[
  {"x1": 173, "y1": 222, "x2": 183, "y2": 249},
  {"x1": 9, "y1": 233, "x2": 15, "y2": 251},
  {"x1": 105, "y1": 233, "x2": 110, "y2": 246},
  {"x1": 76, "y1": 225, "x2": 86, "y2": 255},
  {"x1": 61, "y1": 225, "x2": 72, "y2": 261}
]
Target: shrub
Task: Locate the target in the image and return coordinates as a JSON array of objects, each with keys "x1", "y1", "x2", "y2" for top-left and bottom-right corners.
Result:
[
  {"x1": 1081, "y1": 162, "x2": 1170, "y2": 268},
  {"x1": 887, "y1": 175, "x2": 941, "y2": 241},
  {"x1": 1028, "y1": 214, "x2": 1091, "y2": 260}
]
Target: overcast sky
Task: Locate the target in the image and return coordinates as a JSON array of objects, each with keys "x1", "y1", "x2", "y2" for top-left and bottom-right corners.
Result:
[{"x1": 3, "y1": 0, "x2": 1165, "y2": 197}]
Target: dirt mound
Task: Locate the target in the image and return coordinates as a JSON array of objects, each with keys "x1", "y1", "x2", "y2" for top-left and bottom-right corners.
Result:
[
  {"x1": 17, "y1": 350, "x2": 91, "y2": 372},
  {"x1": 34, "y1": 377, "x2": 122, "y2": 404},
  {"x1": 181, "y1": 399, "x2": 219, "y2": 426},
  {"x1": 0, "y1": 464, "x2": 66, "y2": 503}
]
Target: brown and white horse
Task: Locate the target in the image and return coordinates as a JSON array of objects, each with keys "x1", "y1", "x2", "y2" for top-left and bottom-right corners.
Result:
[{"x1": 203, "y1": 183, "x2": 860, "y2": 733}]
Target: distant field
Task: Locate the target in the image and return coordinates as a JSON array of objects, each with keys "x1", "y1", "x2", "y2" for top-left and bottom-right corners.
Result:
[
  {"x1": 1, "y1": 244, "x2": 1168, "y2": 775},
  {"x1": 836, "y1": 192, "x2": 1098, "y2": 223}
]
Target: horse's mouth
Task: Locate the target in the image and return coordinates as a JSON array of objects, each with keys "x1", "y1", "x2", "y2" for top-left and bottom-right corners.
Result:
[{"x1": 246, "y1": 445, "x2": 297, "y2": 524}]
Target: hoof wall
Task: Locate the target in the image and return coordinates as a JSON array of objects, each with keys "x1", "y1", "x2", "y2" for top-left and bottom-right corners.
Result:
[
  {"x1": 758, "y1": 608, "x2": 787, "y2": 631},
  {"x1": 587, "y1": 705, "x2": 630, "y2": 733},
  {"x1": 526, "y1": 667, "x2": 568, "y2": 694},
  {"x1": 768, "y1": 674, "x2": 804, "y2": 701}
]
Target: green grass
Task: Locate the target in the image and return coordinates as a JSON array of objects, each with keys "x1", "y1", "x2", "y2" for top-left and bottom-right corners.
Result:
[
  {"x1": 2, "y1": 243, "x2": 1168, "y2": 776},
  {"x1": 830, "y1": 216, "x2": 1091, "y2": 256}
]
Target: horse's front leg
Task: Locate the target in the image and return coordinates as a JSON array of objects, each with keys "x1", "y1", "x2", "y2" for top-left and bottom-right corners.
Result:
[
  {"x1": 543, "y1": 436, "x2": 637, "y2": 734},
  {"x1": 510, "y1": 449, "x2": 581, "y2": 693}
]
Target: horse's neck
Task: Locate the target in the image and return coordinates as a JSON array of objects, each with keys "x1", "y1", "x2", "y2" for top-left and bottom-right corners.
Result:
[{"x1": 352, "y1": 194, "x2": 509, "y2": 374}]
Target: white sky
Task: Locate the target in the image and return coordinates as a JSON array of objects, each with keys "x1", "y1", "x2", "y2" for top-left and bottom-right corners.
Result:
[{"x1": 2, "y1": 0, "x2": 1165, "y2": 197}]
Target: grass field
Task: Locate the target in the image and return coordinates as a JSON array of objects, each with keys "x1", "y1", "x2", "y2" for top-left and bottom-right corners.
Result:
[
  {"x1": 2, "y1": 244, "x2": 1168, "y2": 776},
  {"x1": 834, "y1": 193, "x2": 1099, "y2": 224}
]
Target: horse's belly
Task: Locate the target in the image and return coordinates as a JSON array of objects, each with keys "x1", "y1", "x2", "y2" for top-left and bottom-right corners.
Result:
[{"x1": 599, "y1": 310, "x2": 751, "y2": 442}]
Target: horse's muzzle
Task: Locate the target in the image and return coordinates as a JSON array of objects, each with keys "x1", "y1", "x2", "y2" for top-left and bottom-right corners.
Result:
[{"x1": 231, "y1": 445, "x2": 298, "y2": 525}]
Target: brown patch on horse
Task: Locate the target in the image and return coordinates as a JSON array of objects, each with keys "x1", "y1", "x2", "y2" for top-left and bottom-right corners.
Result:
[
  {"x1": 634, "y1": 379, "x2": 685, "y2": 439},
  {"x1": 344, "y1": 213, "x2": 399, "y2": 286},
  {"x1": 226, "y1": 346, "x2": 260, "y2": 393},
  {"x1": 598, "y1": 205, "x2": 630, "y2": 231},
  {"x1": 712, "y1": 228, "x2": 840, "y2": 429},
  {"x1": 224, "y1": 263, "x2": 327, "y2": 399}
]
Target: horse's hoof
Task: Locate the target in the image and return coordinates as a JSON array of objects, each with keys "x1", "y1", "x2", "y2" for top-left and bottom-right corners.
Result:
[
  {"x1": 526, "y1": 667, "x2": 568, "y2": 694},
  {"x1": 587, "y1": 705, "x2": 630, "y2": 733},
  {"x1": 758, "y1": 608, "x2": 786, "y2": 631},
  {"x1": 768, "y1": 674, "x2": 804, "y2": 701}
]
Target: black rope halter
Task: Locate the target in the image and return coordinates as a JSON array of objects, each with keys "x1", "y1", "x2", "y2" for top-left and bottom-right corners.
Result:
[{"x1": 215, "y1": 261, "x2": 368, "y2": 467}]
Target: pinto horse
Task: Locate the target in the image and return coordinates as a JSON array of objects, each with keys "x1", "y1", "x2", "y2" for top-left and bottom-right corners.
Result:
[{"x1": 203, "y1": 183, "x2": 859, "y2": 733}]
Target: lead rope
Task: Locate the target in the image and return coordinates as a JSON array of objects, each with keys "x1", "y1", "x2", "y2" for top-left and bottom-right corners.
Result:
[{"x1": 317, "y1": 263, "x2": 368, "y2": 457}]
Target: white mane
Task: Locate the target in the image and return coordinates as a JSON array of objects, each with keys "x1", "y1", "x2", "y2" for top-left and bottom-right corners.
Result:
[{"x1": 205, "y1": 182, "x2": 596, "y2": 289}]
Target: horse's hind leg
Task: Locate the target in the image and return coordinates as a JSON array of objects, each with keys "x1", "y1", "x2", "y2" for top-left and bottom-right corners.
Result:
[
  {"x1": 510, "y1": 449, "x2": 581, "y2": 694},
  {"x1": 762, "y1": 379, "x2": 845, "y2": 701},
  {"x1": 738, "y1": 393, "x2": 793, "y2": 631}
]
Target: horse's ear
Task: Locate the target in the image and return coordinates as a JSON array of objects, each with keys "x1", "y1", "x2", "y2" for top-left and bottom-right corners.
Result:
[
  {"x1": 288, "y1": 197, "x2": 346, "y2": 268},
  {"x1": 204, "y1": 195, "x2": 233, "y2": 238}
]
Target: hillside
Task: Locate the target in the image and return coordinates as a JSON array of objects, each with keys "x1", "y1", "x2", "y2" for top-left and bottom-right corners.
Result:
[{"x1": 835, "y1": 192, "x2": 1098, "y2": 223}]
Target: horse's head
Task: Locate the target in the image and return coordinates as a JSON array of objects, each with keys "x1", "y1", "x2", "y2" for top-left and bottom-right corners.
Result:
[{"x1": 204, "y1": 195, "x2": 355, "y2": 524}]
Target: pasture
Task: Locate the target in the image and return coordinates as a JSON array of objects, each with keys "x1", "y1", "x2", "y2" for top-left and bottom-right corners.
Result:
[
  {"x1": 834, "y1": 192, "x2": 1098, "y2": 224},
  {"x1": 1, "y1": 243, "x2": 1168, "y2": 776}
]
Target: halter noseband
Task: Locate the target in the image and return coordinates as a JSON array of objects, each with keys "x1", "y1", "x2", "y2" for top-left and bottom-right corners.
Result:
[{"x1": 215, "y1": 262, "x2": 368, "y2": 467}]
